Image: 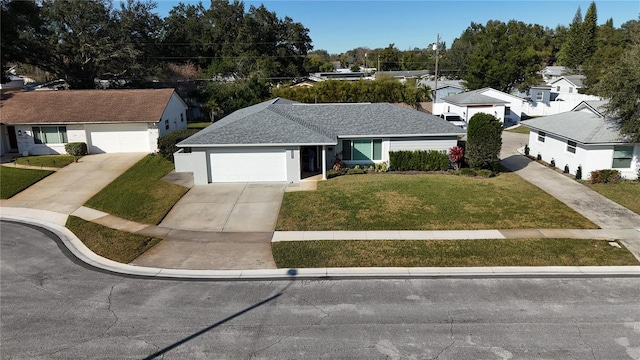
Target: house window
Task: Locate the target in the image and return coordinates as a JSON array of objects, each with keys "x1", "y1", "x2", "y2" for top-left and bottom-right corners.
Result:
[
  {"x1": 568, "y1": 87, "x2": 573, "y2": 93},
  {"x1": 180, "y1": 113, "x2": 184, "y2": 122},
  {"x1": 32, "y1": 126, "x2": 67, "y2": 144},
  {"x1": 505, "y1": 107, "x2": 511, "y2": 115},
  {"x1": 341, "y1": 139, "x2": 351, "y2": 160},
  {"x1": 342, "y1": 139, "x2": 382, "y2": 161},
  {"x1": 535, "y1": 92, "x2": 543, "y2": 101},
  {"x1": 538, "y1": 131, "x2": 546, "y2": 142},
  {"x1": 567, "y1": 140, "x2": 577, "y2": 154},
  {"x1": 612, "y1": 145, "x2": 634, "y2": 168},
  {"x1": 556, "y1": 86, "x2": 560, "y2": 92},
  {"x1": 165, "y1": 119, "x2": 169, "y2": 130}
]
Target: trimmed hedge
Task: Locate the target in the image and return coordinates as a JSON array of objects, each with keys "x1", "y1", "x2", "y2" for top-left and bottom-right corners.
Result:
[
  {"x1": 64, "y1": 142, "x2": 88, "y2": 156},
  {"x1": 157, "y1": 129, "x2": 199, "y2": 161},
  {"x1": 389, "y1": 150, "x2": 449, "y2": 171}
]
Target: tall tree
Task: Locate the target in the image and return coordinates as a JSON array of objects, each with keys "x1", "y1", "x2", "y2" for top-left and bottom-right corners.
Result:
[
  {"x1": 583, "y1": 18, "x2": 625, "y2": 91},
  {"x1": 557, "y1": 7, "x2": 583, "y2": 69},
  {"x1": 582, "y1": 2, "x2": 598, "y2": 63},
  {"x1": 462, "y1": 20, "x2": 545, "y2": 92},
  {"x1": 0, "y1": 0, "x2": 40, "y2": 80},
  {"x1": 594, "y1": 30, "x2": 640, "y2": 141},
  {"x1": 379, "y1": 44, "x2": 402, "y2": 71}
]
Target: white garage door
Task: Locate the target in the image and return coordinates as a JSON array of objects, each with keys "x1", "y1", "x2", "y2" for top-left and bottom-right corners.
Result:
[
  {"x1": 87, "y1": 124, "x2": 150, "y2": 153},
  {"x1": 210, "y1": 148, "x2": 287, "y2": 182}
]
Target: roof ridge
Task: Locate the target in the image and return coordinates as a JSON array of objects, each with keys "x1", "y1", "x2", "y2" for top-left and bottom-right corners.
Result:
[{"x1": 267, "y1": 105, "x2": 336, "y2": 141}]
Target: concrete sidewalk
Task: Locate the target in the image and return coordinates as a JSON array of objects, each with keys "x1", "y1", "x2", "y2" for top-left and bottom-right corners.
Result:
[{"x1": 2, "y1": 209, "x2": 640, "y2": 280}]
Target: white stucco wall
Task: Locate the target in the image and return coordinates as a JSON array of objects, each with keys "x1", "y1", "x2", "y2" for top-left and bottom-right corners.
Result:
[{"x1": 528, "y1": 130, "x2": 639, "y2": 180}]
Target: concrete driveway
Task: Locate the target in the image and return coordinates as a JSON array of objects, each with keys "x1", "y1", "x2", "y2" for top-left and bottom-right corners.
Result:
[
  {"x1": 158, "y1": 182, "x2": 286, "y2": 232},
  {"x1": 1, "y1": 153, "x2": 146, "y2": 214},
  {"x1": 131, "y1": 182, "x2": 285, "y2": 270}
]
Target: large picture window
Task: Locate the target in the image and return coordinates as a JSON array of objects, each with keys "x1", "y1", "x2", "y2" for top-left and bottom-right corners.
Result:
[
  {"x1": 341, "y1": 139, "x2": 382, "y2": 161},
  {"x1": 612, "y1": 146, "x2": 634, "y2": 168},
  {"x1": 32, "y1": 126, "x2": 67, "y2": 144}
]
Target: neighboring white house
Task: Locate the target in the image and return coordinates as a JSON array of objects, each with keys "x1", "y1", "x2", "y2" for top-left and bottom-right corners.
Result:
[
  {"x1": 0, "y1": 88, "x2": 188, "y2": 156},
  {"x1": 540, "y1": 66, "x2": 566, "y2": 83},
  {"x1": 549, "y1": 75, "x2": 584, "y2": 96},
  {"x1": 417, "y1": 79, "x2": 465, "y2": 104},
  {"x1": 522, "y1": 101, "x2": 639, "y2": 180},
  {"x1": 174, "y1": 98, "x2": 465, "y2": 185},
  {"x1": 436, "y1": 87, "x2": 524, "y2": 126}
]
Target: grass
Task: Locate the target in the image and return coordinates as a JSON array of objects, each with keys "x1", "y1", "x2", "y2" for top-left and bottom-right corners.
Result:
[
  {"x1": 0, "y1": 167, "x2": 53, "y2": 199},
  {"x1": 276, "y1": 173, "x2": 597, "y2": 231},
  {"x1": 272, "y1": 239, "x2": 639, "y2": 268},
  {"x1": 84, "y1": 154, "x2": 188, "y2": 224},
  {"x1": 66, "y1": 216, "x2": 161, "y2": 263},
  {"x1": 505, "y1": 126, "x2": 530, "y2": 134},
  {"x1": 16, "y1": 155, "x2": 76, "y2": 168},
  {"x1": 187, "y1": 122, "x2": 212, "y2": 130},
  {"x1": 587, "y1": 181, "x2": 640, "y2": 215}
]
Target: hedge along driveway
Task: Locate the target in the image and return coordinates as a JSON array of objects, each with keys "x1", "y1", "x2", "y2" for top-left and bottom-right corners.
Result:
[{"x1": 276, "y1": 173, "x2": 598, "y2": 231}]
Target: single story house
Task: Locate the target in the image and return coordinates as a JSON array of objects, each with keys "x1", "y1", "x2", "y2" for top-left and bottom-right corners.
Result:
[
  {"x1": 522, "y1": 101, "x2": 639, "y2": 180},
  {"x1": 0, "y1": 89, "x2": 187, "y2": 156},
  {"x1": 440, "y1": 87, "x2": 524, "y2": 126},
  {"x1": 175, "y1": 98, "x2": 465, "y2": 184}
]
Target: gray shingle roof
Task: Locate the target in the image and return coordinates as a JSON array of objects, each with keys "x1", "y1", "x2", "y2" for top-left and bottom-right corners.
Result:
[
  {"x1": 179, "y1": 99, "x2": 465, "y2": 147},
  {"x1": 443, "y1": 89, "x2": 508, "y2": 105},
  {"x1": 522, "y1": 104, "x2": 627, "y2": 144}
]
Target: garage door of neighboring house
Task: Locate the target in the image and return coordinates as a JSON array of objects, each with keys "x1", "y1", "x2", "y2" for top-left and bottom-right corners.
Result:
[
  {"x1": 210, "y1": 148, "x2": 287, "y2": 182},
  {"x1": 87, "y1": 124, "x2": 150, "y2": 153}
]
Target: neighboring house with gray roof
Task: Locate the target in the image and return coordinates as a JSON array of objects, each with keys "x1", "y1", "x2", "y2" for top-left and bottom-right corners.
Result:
[
  {"x1": 439, "y1": 87, "x2": 524, "y2": 126},
  {"x1": 522, "y1": 101, "x2": 639, "y2": 180},
  {"x1": 416, "y1": 79, "x2": 465, "y2": 103},
  {"x1": 549, "y1": 75, "x2": 585, "y2": 96},
  {"x1": 175, "y1": 98, "x2": 465, "y2": 184}
]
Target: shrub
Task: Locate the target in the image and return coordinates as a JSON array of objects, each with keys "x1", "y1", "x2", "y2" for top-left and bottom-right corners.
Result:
[
  {"x1": 563, "y1": 165, "x2": 570, "y2": 174},
  {"x1": 346, "y1": 167, "x2": 366, "y2": 175},
  {"x1": 524, "y1": 144, "x2": 530, "y2": 156},
  {"x1": 576, "y1": 166, "x2": 582, "y2": 180},
  {"x1": 476, "y1": 169, "x2": 493, "y2": 178},
  {"x1": 448, "y1": 146, "x2": 464, "y2": 170},
  {"x1": 157, "y1": 129, "x2": 199, "y2": 161},
  {"x1": 389, "y1": 150, "x2": 448, "y2": 171},
  {"x1": 375, "y1": 162, "x2": 388, "y2": 172},
  {"x1": 465, "y1": 113, "x2": 502, "y2": 170},
  {"x1": 550, "y1": 159, "x2": 556, "y2": 168},
  {"x1": 65, "y1": 142, "x2": 88, "y2": 156},
  {"x1": 589, "y1": 169, "x2": 620, "y2": 184},
  {"x1": 459, "y1": 168, "x2": 476, "y2": 177}
]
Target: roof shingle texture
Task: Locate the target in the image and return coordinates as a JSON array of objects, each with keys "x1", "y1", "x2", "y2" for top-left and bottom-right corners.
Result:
[
  {"x1": 522, "y1": 107, "x2": 627, "y2": 144},
  {"x1": 0, "y1": 89, "x2": 176, "y2": 124},
  {"x1": 443, "y1": 90, "x2": 508, "y2": 105},
  {"x1": 180, "y1": 99, "x2": 465, "y2": 146}
]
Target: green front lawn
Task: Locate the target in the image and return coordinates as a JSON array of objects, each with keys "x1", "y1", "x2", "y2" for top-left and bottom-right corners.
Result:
[
  {"x1": 187, "y1": 122, "x2": 212, "y2": 130},
  {"x1": 505, "y1": 126, "x2": 530, "y2": 134},
  {"x1": 66, "y1": 216, "x2": 161, "y2": 263},
  {"x1": 84, "y1": 155, "x2": 188, "y2": 224},
  {"x1": 273, "y1": 239, "x2": 639, "y2": 268},
  {"x1": 588, "y1": 181, "x2": 640, "y2": 214},
  {"x1": 16, "y1": 155, "x2": 76, "y2": 168},
  {"x1": 0, "y1": 167, "x2": 53, "y2": 199},
  {"x1": 276, "y1": 173, "x2": 597, "y2": 230}
]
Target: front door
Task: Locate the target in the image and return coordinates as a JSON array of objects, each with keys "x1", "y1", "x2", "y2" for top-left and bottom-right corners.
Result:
[{"x1": 7, "y1": 126, "x2": 18, "y2": 151}]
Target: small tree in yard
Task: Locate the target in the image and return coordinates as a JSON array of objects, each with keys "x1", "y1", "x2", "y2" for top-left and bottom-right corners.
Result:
[
  {"x1": 465, "y1": 113, "x2": 503, "y2": 170},
  {"x1": 448, "y1": 146, "x2": 464, "y2": 170}
]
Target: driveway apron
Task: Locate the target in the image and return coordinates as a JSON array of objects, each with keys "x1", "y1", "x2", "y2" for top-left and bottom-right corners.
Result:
[
  {"x1": 1, "y1": 153, "x2": 146, "y2": 215},
  {"x1": 131, "y1": 183, "x2": 286, "y2": 270}
]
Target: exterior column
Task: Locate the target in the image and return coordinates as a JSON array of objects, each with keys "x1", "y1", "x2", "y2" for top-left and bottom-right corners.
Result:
[{"x1": 322, "y1": 145, "x2": 327, "y2": 180}]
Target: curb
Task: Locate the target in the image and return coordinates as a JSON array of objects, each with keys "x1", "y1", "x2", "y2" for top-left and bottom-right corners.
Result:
[{"x1": 2, "y1": 214, "x2": 640, "y2": 280}]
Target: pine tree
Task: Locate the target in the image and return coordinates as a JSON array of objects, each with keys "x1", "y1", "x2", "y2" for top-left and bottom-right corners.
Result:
[
  {"x1": 582, "y1": 2, "x2": 598, "y2": 63},
  {"x1": 557, "y1": 6, "x2": 583, "y2": 69}
]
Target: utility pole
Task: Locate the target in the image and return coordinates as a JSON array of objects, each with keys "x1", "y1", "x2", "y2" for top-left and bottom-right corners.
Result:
[
  {"x1": 433, "y1": 33, "x2": 439, "y2": 102},
  {"x1": 377, "y1": 55, "x2": 380, "y2": 74}
]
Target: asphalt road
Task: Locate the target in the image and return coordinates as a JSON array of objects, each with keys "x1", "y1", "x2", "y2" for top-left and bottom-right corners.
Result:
[{"x1": 2, "y1": 220, "x2": 640, "y2": 360}]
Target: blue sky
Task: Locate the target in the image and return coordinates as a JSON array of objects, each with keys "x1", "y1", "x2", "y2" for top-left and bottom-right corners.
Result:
[{"x1": 154, "y1": 0, "x2": 640, "y2": 54}]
